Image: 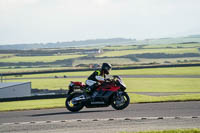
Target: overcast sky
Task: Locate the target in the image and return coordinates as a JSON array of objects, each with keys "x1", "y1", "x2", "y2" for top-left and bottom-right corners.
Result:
[{"x1": 0, "y1": 0, "x2": 200, "y2": 45}]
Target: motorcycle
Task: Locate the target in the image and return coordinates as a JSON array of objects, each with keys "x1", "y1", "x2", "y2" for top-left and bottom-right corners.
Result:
[{"x1": 65, "y1": 75, "x2": 130, "y2": 112}]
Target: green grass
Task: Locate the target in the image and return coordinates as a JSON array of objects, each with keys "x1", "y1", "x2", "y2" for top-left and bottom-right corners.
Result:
[
  {"x1": 0, "y1": 54, "x2": 14, "y2": 57},
  {"x1": 121, "y1": 128, "x2": 200, "y2": 133},
  {"x1": 0, "y1": 54, "x2": 85, "y2": 63},
  {"x1": 1, "y1": 66, "x2": 200, "y2": 111},
  {"x1": 2, "y1": 66, "x2": 200, "y2": 78},
  {"x1": 97, "y1": 48, "x2": 199, "y2": 57},
  {"x1": 2, "y1": 67, "x2": 200, "y2": 90},
  {"x1": 0, "y1": 66, "x2": 86, "y2": 73},
  {"x1": 3, "y1": 77, "x2": 200, "y2": 92},
  {"x1": 129, "y1": 93, "x2": 200, "y2": 103},
  {"x1": 73, "y1": 58, "x2": 134, "y2": 66},
  {"x1": 124, "y1": 78, "x2": 200, "y2": 92},
  {"x1": 103, "y1": 45, "x2": 138, "y2": 50},
  {"x1": 139, "y1": 57, "x2": 200, "y2": 64},
  {"x1": 113, "y1": 67, "x2": 200, "y2": 76},
  {"x1": 143, "y1": 43, "x2": 200, "y2": 49},
  {"x1": 0, "y1": 98, "x2": 65, "y2": 112},
  {"x1": 1, "y1": 93, "x2": 200, "y2": 112}
]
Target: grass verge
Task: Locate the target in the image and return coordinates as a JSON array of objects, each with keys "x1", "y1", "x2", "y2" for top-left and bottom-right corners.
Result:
[
  {"x1": 129, "y1": 93, "x2": 200, "y2": 103},
  {"x1": 4, "y1": 78, "x2": 200, "y2": 92},
  {"x1": 1, "y1": 93, "x2": 200, "y2": 112},
  {"x1": 2, "y1": 66, "x2": 200, "y2": 76},
  {"x1": 124, "y1": 78, "x2": 200, "y2": 92},
  {"x1": 120, "y1": 128, "x2": 200, "y2": 133}
]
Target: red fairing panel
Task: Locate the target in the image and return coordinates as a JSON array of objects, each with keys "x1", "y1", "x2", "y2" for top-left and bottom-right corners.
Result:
[
  {"x1": 97, "y1": 84, "x2": 120, "y2": 92},
  {"x1": 71, "y1": 81, "x2": 85, "y2": 87}
]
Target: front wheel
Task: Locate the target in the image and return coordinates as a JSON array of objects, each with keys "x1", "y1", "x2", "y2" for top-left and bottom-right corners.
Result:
[
  {"x1": 111, "y1": 92, "x2": 130, "y2": 110},
  {"x1": 65, "y1": 93, "x2": 84, "y2": 112}
]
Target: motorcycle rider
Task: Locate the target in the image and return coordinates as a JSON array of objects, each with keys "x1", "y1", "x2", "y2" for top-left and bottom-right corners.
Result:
[{"x1": 85, "y1": 63, "x2": 112, "y2": 98}]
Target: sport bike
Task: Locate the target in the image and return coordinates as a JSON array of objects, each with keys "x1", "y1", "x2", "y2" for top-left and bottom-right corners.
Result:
[{"x1": 65, "y1": 75, "x2": 130, "y2": 112}]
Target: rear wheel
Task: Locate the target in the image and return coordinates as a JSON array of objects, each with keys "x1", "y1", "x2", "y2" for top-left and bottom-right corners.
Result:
[
  {"x1": 111, "y1": 92, "x2": 130, "y2": 110},
  {"x1": 65, "y1": 93, "x2": 84, "y2": 112}
]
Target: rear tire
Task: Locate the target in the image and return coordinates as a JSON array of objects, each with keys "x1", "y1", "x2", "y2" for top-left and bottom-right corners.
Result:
[
  {"x1": 65, "y1": 93, "x2": 84, "y2": 112},
  {"x1": 111, "y1": 92, "x2": 130, "y2": 110}
]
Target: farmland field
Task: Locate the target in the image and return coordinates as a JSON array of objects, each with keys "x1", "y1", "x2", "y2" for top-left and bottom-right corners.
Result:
[
  {"x1": 143, "y1": 43, "x2": 200, "y2": 48},
  {"x1": 0, "y1": 42, "x2": 200, "y2": 70},
  {"x1": 0, "y1": 54, "x2": 14, "y2": 57},
  {"x1": 1, "y1": 42, "x2": 200, "y2": 111},
  {"x1": 73, "y1": 58, "x2": 133, "y2": 66},
  {"x1": 0, "y1": 54, "x2": 86, "y2": 63},
  {"x1": 97, "y1": 48, "x2": 199, "y2": 57}
]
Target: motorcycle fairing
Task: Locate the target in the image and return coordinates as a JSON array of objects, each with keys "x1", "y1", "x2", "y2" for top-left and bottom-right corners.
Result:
[{"x1": 97, "y1": 82, "x2": 121, "y2": 92}]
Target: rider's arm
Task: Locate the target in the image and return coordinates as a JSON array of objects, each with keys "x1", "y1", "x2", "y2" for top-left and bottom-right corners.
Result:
[
  {"x1": 95, "y1": 76, "x2": 105, "y2": 82},
  {"x1": 94, "y1": 70, "x2": 105, "y2": 82}
]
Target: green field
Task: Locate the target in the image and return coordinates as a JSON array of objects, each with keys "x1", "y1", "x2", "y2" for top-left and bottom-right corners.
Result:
[
  {"x1": 103, "y1": 45, "x2": 138, "y2": 50},
  {"x1": 2, "y1": 66, "x2": 200, "y2": 90},
  {"x1": 1, "y1": 93, "x2": 200, "y2": 112},
  {"x1": 0, "y1": 54, "x2": 85, "y2": 63},
  {"x1": 0, "y1": 54, "x2": 14, "y2": 57},
  {"x1": 4, "y1": 77, "x2": 200, "y2": 92},
  {"x1": 1, "y1": 41, "x2": 200, "y2": 112},
  {"x1": 143, "y1": 43, "x2": 200, "y2": 49},
  {"x1": 143, "y1": 43, "x2": 200, "y2": 48},
  {"x1": 139, "y1": 57, "x2": 200, "y2": 64},
  {"x1": 113, "y1": 67, "x2": 200, "y2": 76},
  {"x1": 97, "y1": 48, "x2": 199, "y2": 57},
  {"x1": 125, "y1": 78, "x2": 200, "y2": 92},
  {"x1": 1, "y1": 42, "x2": 200, "y2": 70},
  {"x1": 102, "y1": 43, "x2": 200, "y2": 50},
  {"x1": 3, "y1": 66, "x2": 200, "y2": 79},
  {"x1": 1, "y1": 66, "x2": 200, "y2": 111},
  {"x1": 3, "y1": 66, "x2": 200, "y2": 76},
  {"x1": 73, "y1": 58, "x2": 134, "y2": 66},
  {"x1": 0, "y1": 66, "x2": 88, "y2": 73}
]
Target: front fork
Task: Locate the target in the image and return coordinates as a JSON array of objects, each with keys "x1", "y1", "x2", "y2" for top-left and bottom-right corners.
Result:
[
  {"x1": 115, "y1": 91, "x2": 125, "y2": 104},
  {"x1": 116, "y1": 91, "x2": 123, "y2": 97},
  {"x1": 67, "y1": 89, "x2": 73, "y2": 98}
]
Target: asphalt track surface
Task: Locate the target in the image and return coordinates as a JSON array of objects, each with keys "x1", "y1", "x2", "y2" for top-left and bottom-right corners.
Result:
[{"x1": 0, "y1": 101, "x2": 200, "y2": 133}]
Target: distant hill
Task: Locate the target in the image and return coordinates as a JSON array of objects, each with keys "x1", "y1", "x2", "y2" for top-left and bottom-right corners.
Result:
[
  {"x1": 0, "y1": 38, "x2": 135, "y2": 50},
  {"x1": 0, "y1": 35, "x2": 200, "y2": 50},
  {"x1": 137, "y1": 35, "x2": 200, "y2": 45},
  {"x1": 188, "y1": 34, "x2": 200, "y2": 38}
]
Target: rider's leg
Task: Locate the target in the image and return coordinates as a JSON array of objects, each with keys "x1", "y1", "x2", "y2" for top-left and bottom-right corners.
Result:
[{"x1": 85, "y1": 80, "x2": 96, "y2": 93}]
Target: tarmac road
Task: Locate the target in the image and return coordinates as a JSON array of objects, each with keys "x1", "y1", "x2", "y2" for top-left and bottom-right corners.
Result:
[{"x1": 0, "y1": 101, "x2": 200, "y2": 133}]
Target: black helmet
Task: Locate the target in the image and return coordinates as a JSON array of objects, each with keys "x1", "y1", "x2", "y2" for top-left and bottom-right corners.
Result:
[{"x1": 101, "y1": 63, "x2": 112, "y2": 74}]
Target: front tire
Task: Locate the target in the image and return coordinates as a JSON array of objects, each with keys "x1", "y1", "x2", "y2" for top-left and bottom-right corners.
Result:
[
  {"x1": 65, "y1": 93, "x2": 84, "y2": 112},
  {"x1": 111, "y1": 92, "x2": 130, "y2": 110}
]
